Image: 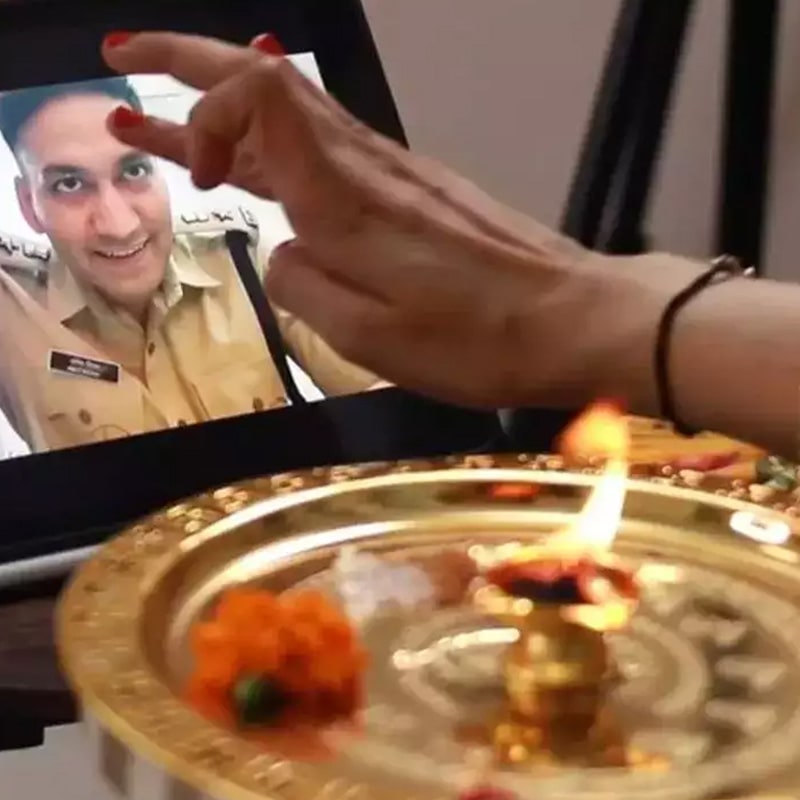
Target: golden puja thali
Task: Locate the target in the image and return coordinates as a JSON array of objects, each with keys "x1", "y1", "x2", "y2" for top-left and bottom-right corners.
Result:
[{"x1": 57, "y1": 408, "x2": 800, "y2": 800}]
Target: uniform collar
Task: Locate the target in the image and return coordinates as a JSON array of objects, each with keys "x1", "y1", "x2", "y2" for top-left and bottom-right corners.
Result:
[{"x1": 47, "y1": 238, "x2": 222, "y2": 324}]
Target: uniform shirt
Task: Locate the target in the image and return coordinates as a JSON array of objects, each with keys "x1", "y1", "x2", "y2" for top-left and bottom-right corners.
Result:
[{"x1": 0, "y1": 227, "x2": 377, "y2": 453}]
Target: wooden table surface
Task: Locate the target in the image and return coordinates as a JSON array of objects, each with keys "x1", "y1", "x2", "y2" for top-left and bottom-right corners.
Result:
[{"x1": 0, "y1": 417, "x2": 767, "y2": 750}]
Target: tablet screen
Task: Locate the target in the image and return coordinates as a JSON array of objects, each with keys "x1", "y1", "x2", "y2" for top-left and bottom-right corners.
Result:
[
  {"x1": 0, "y1": 2, "x2": 506, "y2": 559},
  {"x1": 0, "y1": 55, "x2": 381, "y2": 460}
]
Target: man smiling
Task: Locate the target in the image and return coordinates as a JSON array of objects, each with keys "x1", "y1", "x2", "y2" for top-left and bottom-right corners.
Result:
[{"x1": 0, "y1": 77, "x2": 382, "y2": 453}]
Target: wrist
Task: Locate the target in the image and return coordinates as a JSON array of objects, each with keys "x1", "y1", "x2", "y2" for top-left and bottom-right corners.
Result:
[
  {"x1": 668, "y1": 273, "x2": 800, "y2": 453},
  {"x1": 583, "y1": 252, "x2": 707, "y2": 418}
]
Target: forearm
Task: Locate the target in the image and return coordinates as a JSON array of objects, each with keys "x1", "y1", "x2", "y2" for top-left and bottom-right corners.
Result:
[{"x1": 601, "y1": 253, "x2": 800, "y2": 458}]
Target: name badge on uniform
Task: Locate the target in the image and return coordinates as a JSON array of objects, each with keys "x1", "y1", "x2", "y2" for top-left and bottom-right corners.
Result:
[{"x1": 48, "y1": 350, "x2": 120, "y2": 384}]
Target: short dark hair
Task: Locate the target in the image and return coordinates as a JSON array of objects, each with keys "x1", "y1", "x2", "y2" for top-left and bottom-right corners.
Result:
[{"x1": 0, "y1": 76, "x2": 143, "y2": 155}]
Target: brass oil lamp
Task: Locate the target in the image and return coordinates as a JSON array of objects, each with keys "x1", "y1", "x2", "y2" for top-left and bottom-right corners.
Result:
[
  {"x1": 473, "y1": 550, "x2": 639, "y2": 766},
  {"x1": 472, "y1": 402, "x2": 641, "y2": 767}
]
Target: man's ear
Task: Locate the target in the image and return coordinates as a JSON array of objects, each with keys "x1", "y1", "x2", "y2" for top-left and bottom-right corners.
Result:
[{"x1": 15, "y1": 176, "x2": 44, "y2": 234}]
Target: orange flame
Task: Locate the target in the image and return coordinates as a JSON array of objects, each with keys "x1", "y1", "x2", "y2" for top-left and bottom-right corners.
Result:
[
  {"x1": 553, "y1": 400, "x2": 630, "y2": 554},
  {"x1": 558, "y1": 399, "x2": 628, "y2": 462}
]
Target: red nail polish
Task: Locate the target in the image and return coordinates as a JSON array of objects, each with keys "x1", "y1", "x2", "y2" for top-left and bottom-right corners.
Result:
[
  {"x1": 104, "y1": 31, "x2": 134, "y2": 48},
  {"x1": 252, "y1": 33, "x2": 285, "y2": 56},
  {"x1": 111, "y1": 106, "x2": 145, "y2": 129}
]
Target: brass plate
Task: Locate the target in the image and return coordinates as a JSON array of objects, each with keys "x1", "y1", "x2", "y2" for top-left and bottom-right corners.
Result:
[{"x1": 57, "y1": 454, "x2": 800, "y2": 800}]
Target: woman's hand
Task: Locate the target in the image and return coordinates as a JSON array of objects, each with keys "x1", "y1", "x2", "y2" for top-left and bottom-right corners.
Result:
[{"x1": 102, "y1": 32, "x2": 690, "y2": 411}]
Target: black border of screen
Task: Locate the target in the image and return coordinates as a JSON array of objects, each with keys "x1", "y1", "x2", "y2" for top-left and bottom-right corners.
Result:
[{"x1": 0, "y1": 0, "x2": 507, "y2": 561}]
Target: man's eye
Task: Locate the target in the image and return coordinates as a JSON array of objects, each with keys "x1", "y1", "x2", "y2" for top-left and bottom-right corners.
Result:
[
  {"x1": 121, "y1": 162, "x2": 152, "y2": 181},
  {"x1": 51, "y1": 177, "x2": 83, "y2": 194}
]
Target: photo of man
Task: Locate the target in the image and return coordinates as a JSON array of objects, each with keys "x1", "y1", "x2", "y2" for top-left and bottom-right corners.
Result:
[{"x1": 0, "y1": 75, "x2": 382, "y2": 454}]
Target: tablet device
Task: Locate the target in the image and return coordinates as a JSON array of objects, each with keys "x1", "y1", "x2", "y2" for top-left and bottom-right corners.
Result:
[{"x1": 0, "y1": 0, "x2": 512, "y2": 575}]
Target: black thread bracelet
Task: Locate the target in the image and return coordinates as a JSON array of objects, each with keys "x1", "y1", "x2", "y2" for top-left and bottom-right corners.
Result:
[{"x1": 655, "y1": 254, "x2": 754, "y2": 436}]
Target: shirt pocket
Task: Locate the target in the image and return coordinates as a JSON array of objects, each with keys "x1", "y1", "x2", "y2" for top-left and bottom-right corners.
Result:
[
  {"x1": 191, "y1": 359, "x2": 288, "y2": 422},
  {"x1": 35, "y1": 371, "x2": 143, "y2": 451}
]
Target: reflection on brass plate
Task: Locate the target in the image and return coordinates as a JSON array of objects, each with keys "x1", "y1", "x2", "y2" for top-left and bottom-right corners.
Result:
[{"x1": 57, "y1": 454, "x2": 800, "y2": 800}]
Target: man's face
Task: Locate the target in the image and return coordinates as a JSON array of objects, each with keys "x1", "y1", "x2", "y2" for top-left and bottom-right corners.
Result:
[{"x1": 15, "y1": 92, "x2": 172, "y2": 313}]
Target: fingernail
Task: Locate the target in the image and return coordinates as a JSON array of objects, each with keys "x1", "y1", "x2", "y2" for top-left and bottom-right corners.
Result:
[
  {"x1": 251, "y1": 33, "x2": 285, "y2": 56},
  {"x1": 104, "y1": 31, "x2": 134, "y2": 48},
  {"x1": 110, "y1": 106, "x2": 145, "y2": 128}
]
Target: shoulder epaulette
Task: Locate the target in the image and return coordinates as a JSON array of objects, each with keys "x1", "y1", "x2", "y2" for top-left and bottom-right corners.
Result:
[
  {"x1": 0, "y1": 231, "x2": 51, "y2": 285},
  {"x1": 173, "y1": 206, "x2": 260, "y2": 247}
]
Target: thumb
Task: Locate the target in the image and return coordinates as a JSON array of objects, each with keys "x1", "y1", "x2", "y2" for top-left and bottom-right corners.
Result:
[{"x1": 106, "y1": 108, "x2": 191, "y2": 170}]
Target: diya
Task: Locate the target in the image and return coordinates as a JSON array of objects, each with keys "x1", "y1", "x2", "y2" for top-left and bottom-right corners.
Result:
[
  {"x1": 471, "y1": 553, "x2": 639, "y2": 768},
  {"x1": 57, "y1": 406, "x2": 800, "y2": 800}
]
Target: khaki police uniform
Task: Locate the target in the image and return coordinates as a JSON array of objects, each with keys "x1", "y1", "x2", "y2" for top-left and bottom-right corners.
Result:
[{"x1": 0, "y1": 207, "x2": 378, "y2": 453}]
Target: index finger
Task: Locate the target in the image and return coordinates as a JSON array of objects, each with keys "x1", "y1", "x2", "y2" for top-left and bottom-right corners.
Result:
[{"x1": 102, "y1": 31, "x2": 263, "y2": 91}]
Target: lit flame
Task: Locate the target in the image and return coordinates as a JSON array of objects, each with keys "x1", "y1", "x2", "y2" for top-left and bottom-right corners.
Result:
[{"x1": 553, "y1": 400, "x2": 630, "y2": 555}]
